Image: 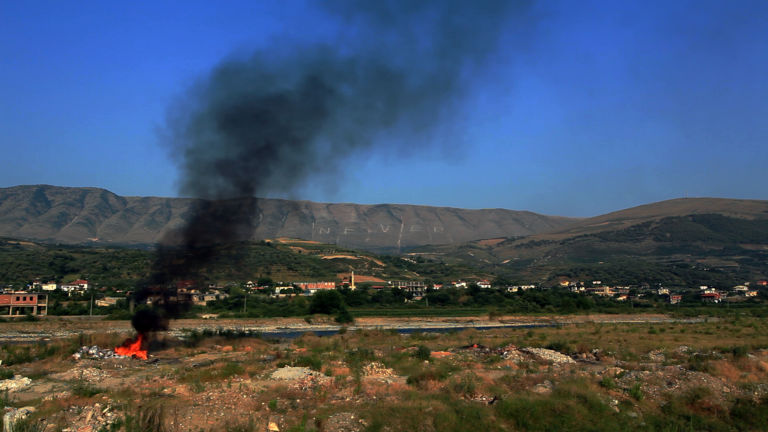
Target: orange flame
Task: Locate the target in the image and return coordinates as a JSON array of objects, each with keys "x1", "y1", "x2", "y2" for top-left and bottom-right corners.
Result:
[{"x1": 115, "y1": 334, "x2": 148, "y2": 360}]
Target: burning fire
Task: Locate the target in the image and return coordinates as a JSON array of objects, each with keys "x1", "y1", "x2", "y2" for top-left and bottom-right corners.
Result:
[{"x1": 115, "y1": 334, "x2": 148, "y2": 360}]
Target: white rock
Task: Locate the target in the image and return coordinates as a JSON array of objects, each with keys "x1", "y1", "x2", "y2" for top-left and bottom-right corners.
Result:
[{"x1": 0, "y1": 375, "x2": 32, "y2": 392}]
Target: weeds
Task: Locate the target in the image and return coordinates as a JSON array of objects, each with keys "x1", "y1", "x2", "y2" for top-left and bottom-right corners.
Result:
[
  {"x1": 70, "y1": 378, "x2": 104, "y2": 397},
  {"x1": 0, "y1": 368, "x2": 14, "y2": 380},
  {"x1": 6, "y1": 418, "x2": 46, "y2": 432},
  {"x1": 545, "y1": 340, "x2": 571, "y2": 353},
  {"x1": 628, "y1": 382, "x2": 644, "y2": 401},
  {"x1": 599, "y1": 376, "x2": 616, "y2": 390},
  {"x1": 123, "y1": 404, "x2": 166, "y2": 432},
  {"x1": 449, "y1": 373, "x2": 478, "y2": 397},
  {"x1": 294, "y1": 355, "x2": 322, "y2": 371}
]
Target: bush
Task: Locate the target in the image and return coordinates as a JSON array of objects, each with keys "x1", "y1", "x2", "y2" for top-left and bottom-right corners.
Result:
[
  {"x1": 71, "y1": 379, "x2": 104, "y2": 397},
  {"x1": 219, "y1": 362, "x2": 245, "y2": 379},
  {"x1": 730, "y1": 345, "x2": 749, "y2": 359},
  {"x1": 545, "y1": 340, "x2": 571, "y2": 353},
  {"x1": 335, "y1": 306, "x2": 354, "y2": 324},
  {"x1": 295, "y1": 355, "x2": 322, "y2": 371},
  {"x1": 407, "y1": 368, "x2": 447, "y2": 386},
  {"x1": 599, "y1": 376, "x2": 616, "y2": 390},
  {"x1": 449, "y1": 373, "x2": 478, "y2": 397},
  {"x1": 414, "y1": 345, "x2": 431, "y2": 361}
]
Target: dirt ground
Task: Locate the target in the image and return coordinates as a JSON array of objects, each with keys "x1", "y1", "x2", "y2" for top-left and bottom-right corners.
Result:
[
  {"x1": 3, "y1": 315, "x2": 768, "y2": 431},
  {"x1": 0, "y1": 313, "x2": 681, "y2": 342}
]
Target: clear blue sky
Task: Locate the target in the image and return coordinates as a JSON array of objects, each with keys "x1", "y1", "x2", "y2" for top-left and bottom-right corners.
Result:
[{"x1": 1, "y1": 0, "x2": 766, "y2": 217}]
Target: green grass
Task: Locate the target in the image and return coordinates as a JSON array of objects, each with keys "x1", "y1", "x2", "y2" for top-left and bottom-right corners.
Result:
[{"x1": 495, "y1": 379, "x2": 635, "y2": 431}]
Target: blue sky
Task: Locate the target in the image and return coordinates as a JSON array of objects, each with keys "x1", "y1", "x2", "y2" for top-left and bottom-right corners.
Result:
[{"x1": 1, "y1": 1, "x2": 767, "y2": 217}]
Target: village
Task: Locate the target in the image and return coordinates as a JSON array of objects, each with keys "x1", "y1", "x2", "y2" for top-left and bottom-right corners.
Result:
[{"x1": 1, "y1": 273, "x2": 766, "y2": 317}]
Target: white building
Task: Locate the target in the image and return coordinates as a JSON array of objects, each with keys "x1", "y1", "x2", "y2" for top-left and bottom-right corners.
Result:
[{"x1": 41, "y1": 282, "x2": 58, "y2": 291}]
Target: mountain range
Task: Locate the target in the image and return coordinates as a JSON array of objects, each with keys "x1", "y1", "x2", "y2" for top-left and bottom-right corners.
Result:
[
  {"x1": 0, "y1": 185, "x2": 574, "y2": 251},
  {"x1": 2, "y1": 184, "x2": 767, "y2": 284},
  {"x1": 407, "y1": 197, "x2": 768, "y2": 284}
]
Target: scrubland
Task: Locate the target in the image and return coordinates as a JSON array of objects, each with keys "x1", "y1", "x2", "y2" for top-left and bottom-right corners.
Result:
[{"x1": 2, "y1": 316, "x2": 768, "y2": 431}]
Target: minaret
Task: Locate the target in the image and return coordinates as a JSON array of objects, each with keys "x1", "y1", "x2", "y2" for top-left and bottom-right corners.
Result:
[{"x1": 350, "y1": 271, "x2": 356, "y2": 290}]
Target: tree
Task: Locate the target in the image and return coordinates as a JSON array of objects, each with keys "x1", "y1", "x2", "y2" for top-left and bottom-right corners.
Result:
[
  {"x1": 335, "y1": 306, "x2": 354, "y2": 324},
  {"x1": 309, "y1": 290, "x2": 344, "y2": 315}
]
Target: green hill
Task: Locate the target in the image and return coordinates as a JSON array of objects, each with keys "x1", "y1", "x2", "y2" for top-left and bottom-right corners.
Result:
[
  {"x1": 0, "y1": 237, "x2": 484, "y2": 289},
  {"x1": 406, "y1": 199, "x2": 768, "y2": 287}
]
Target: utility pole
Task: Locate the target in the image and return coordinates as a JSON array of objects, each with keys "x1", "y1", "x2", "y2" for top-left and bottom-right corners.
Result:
[
  {"x1": 243, "y1": 293, "x2": 247, "y2": 314},
  {"x1": 89, "y1": 293, "x2": 93, "y2": 317}
]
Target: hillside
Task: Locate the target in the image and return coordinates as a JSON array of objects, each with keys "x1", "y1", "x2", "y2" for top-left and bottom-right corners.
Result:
[
  {"x1": 408, "y1": 198, "x2": 768, "y2": 286},
  {"x1": 0, "y1": 185, "x2": 576, "y2": 252},
  {"x1": 0, "y1": 237, "x2": 487, "y2": 289}
]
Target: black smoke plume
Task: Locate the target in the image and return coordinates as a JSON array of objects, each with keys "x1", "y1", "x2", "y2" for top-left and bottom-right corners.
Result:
[{"x1": 131, "y1": 0, "x2": 531, "y2": 333}]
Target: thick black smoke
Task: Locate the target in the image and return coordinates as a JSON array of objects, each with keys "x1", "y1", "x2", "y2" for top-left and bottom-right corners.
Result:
[{"x1": 131, "y1": 0, "x2": 531, "y2": 333}]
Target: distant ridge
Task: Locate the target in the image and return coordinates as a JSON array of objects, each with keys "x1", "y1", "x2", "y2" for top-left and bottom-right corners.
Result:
[
  {"x1": 524, "y1": 197, "x2": 768, "y2": 241},
  {"x1": 0, "y1": 185, "x2": 576, "y2": 251},
  {"x1": 413, "y1": 197, "x2": 768, "y2": 277}
]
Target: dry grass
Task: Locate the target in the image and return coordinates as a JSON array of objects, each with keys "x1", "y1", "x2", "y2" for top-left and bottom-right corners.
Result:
[{"x1": 6, "y1": 316, "x2": 768, "y2": 431}]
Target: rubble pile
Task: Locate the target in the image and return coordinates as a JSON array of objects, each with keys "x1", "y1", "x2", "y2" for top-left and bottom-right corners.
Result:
[
  {"x1": 323, "y1": 412, "x2": 367, "y2": 432},
  {"x1": 362, "y1": 362, "x2": 395, "y2": 378},
  {"x1": 293, "y1": 373, "x2": 330, "y2": 391},
  {"x1": 50, "y1": 367, "x2": 109, "y2": 383},
  {"x1": 461, "y1": 344, "x2": 578, "y2": 365},
  {"x1": 501, "y1": 346, "x2": 526, "y2": 362},
  {"x1": 270, "y1": 366, "x2": 319, "y2": 380},
  {"x1": 0, "y1": 375, "x2": 32, "y2": 392},
  {"x1": 521, "y1": 347, "x2": 576, "y2": 364},
  {"x1": 3, "y1": 406, "x2": 36, "y2": 431},
  {"x1": 58, "y1": 403, "x2": 120, "y2": 432}
]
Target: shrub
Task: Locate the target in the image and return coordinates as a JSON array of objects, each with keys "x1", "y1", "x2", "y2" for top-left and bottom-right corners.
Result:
[
  {"x1": 219, "y1": 362, "x2": 245, "y2": 379},
  {"x1": 335, "y1": 306, "x2": 354, "y2": 324},
  {"x1": 628, "y1": 382, "x2": 644, "y2": 401},
  {"x1": 545, "y1": 340, "x2": 571, "y2": 353},
  {"x1": 71, "y1": 379, "x2": 104, "y2": 398},
  {"x1": 0, "y1": 368, "x2": 14, "y2": 380},
  {"x1": 414, "y1": 345, "x2": 431, "y2": 361},
  {"x1": 449, "y1": 373, "x2": 478, "y2": 397},
  {"x1": 730, "y1": 345, "x2": 749, "y2": 359},
  {"x1": 295, "y1": 355, "x2": 322, "y2": 371},
  {"x1": 345, "y1": 348, "x2": 375, "y2": 370},
  {"x1": 1, "y1": 389, "x2": 11, "y2": 409},
  {"x1": 686, "y1": 354, "x2": 714, "y2": 373},
  {"x1": 599, "y1": 376, "x2": 616, "y2": 390}
]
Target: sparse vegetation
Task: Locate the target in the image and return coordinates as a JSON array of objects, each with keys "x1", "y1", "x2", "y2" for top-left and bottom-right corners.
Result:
[{"x1": 2, "y1": 309, "x2": 768, "y2": 430}]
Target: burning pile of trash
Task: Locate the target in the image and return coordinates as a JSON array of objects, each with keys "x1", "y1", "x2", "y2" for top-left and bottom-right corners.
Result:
[
  {"x1": 72, "y1": 345, "x2": 129, "y2": 360},
  {"x1": 73, "y1": 334, "x2": 149, "y2": 360}
]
